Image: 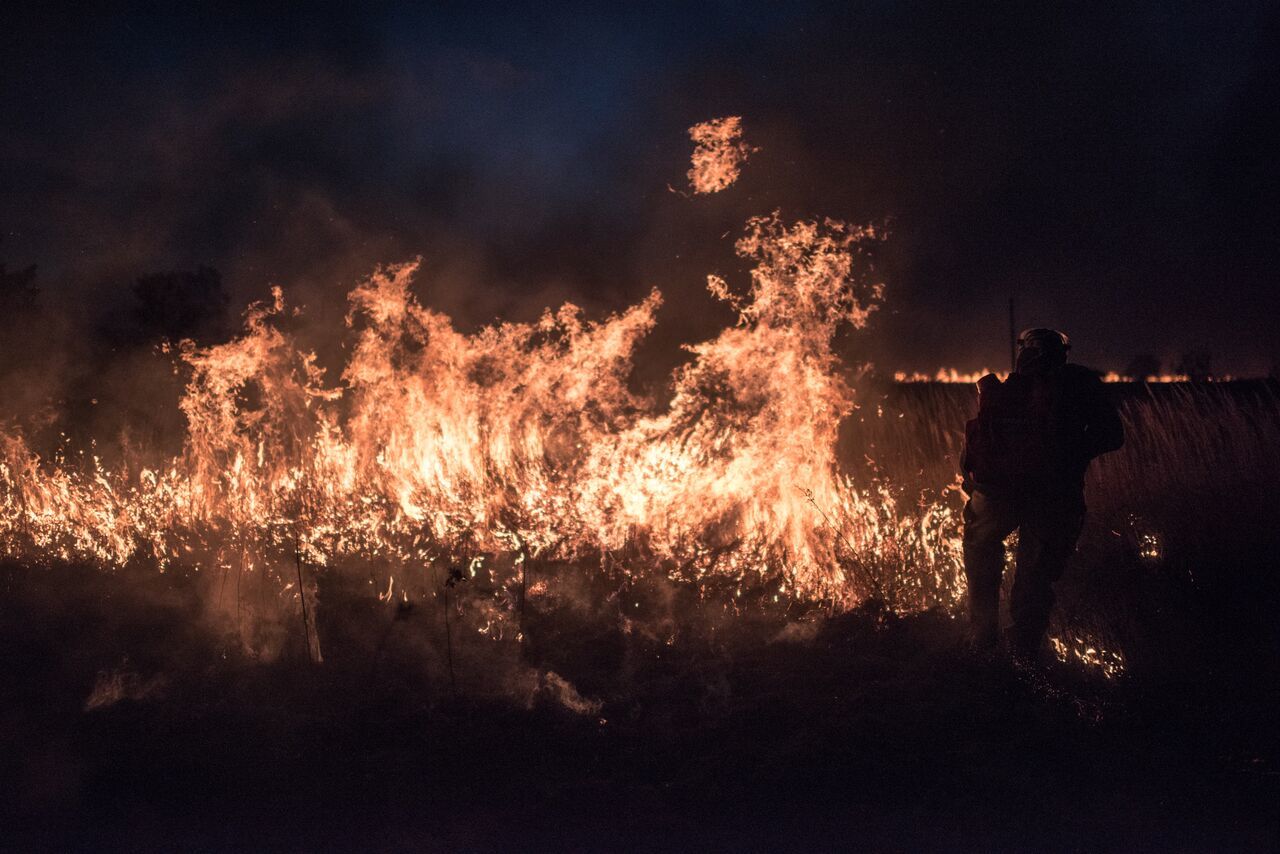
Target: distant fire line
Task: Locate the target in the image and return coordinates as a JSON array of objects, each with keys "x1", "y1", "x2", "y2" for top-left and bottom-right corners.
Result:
[{"x1": 892, "y1": 370, "x2": 1234, "y2": 384}]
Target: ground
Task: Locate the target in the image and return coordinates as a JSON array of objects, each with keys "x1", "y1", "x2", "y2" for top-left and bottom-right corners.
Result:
[{"x1": 2, "y1": 561, "x2": 1276, "y2": 853}]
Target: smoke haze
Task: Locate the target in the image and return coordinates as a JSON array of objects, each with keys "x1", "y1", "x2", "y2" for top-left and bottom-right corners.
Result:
[{"x1": 2, "y1": 2, "x2": 1278, "y2": 383}]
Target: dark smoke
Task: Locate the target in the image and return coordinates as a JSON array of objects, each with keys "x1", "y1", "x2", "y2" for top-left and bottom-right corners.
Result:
[{"x1": 1, "y1": 1, "x2": 1277, "y2": 439}]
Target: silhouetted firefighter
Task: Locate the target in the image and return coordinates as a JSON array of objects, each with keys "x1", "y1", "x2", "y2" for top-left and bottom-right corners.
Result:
[{"x1": 961, "y1": 328, "x2": 1124, "y2": 660}]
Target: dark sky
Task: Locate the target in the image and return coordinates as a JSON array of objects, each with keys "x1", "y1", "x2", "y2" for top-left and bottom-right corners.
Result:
[{"x1": 2, "y1": 1, "x2": 1277, "y2": 376}]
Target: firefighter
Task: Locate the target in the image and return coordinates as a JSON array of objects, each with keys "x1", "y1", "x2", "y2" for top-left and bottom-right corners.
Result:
[{"x1": 960, "y1": 328, "x2": 1124, "y2": 660}]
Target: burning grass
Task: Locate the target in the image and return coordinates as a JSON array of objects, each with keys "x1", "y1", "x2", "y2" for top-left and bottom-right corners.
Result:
[
  {"x1": 1, "y1": 210, "x2": 962, "y2": 654},
  {"x1": 2, "y1": 253, "x2": 1277, "y2": 682}
]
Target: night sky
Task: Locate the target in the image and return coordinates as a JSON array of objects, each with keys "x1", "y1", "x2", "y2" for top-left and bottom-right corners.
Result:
[{"x1": 2, "y1": 1, "x2": 1277, "y2": 376}]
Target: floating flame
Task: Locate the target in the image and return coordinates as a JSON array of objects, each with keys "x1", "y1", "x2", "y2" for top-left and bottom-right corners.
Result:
[{"x1": 687, "y1": 116, "x2": 755, "y2": 194}]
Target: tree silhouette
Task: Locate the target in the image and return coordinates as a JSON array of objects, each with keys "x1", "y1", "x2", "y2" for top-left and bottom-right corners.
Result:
[
  {"x1": 128, "y1": 265, "x2": 230, "y2": 344},
  {"x1": 1174, "y1": 350, "x2": 1213, "y2": 381}
]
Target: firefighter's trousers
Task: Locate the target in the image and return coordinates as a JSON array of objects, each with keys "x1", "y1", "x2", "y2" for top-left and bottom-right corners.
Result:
[{"x1": 962, "y1": 488, "x2": 1085, "y2": 653}]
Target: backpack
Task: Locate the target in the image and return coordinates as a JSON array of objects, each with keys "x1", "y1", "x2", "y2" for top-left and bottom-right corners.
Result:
[{"x1": 964, "y1": 373, "x2": 1061, "y2": 492}]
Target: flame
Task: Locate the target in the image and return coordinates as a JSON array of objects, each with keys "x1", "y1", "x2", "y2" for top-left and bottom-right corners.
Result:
[
  {"x1": 894, "y1": 369, "x2": 1008, "y2": 384},
  {"x1": 686, "y1": 116, "x2": 755, "y2": 194},
  {"x1": 0, "y1": 212, "x2": 963, "y2": 614},
  {"x1": 897, "y1": 369, "x2": 1233, "y2": 384},
  {"x1": 0, "y1": 121, "x2": 1145, "y2": 680},
  {"x1": 1099, "y1": 372, "x2": 1235, "y2": 383}
]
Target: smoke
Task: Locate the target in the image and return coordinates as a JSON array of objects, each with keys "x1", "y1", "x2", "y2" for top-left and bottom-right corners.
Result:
[{"x1": 4, "y1": 4, "x2": 1277, "y2": 380}]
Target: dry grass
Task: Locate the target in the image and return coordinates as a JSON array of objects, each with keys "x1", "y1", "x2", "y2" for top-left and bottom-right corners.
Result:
[{"x1": 848, "y1": 378, "x2": 1280, "y2": 679}]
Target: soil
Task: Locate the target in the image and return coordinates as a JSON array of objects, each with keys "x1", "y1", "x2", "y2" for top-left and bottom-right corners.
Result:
[{"x1": 2, "y1": 561, "x2": 1276, "y2": 852}]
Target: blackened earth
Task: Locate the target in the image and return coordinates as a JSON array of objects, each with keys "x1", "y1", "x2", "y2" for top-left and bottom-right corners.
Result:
[{"x1": 1, "y1": 560, "x2": 1276, "y2": 853}]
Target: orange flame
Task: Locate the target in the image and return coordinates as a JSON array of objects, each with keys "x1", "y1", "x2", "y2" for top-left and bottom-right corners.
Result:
[
  {"x1": 687, "y1": 116, "x2": 755, "y2": 194},
  {"x1": 0, "y1": 212, "x2": 963, "y2": 611},
  {"x1": 896, "y1": 369, "x2": 1230, "y2": 384}
]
